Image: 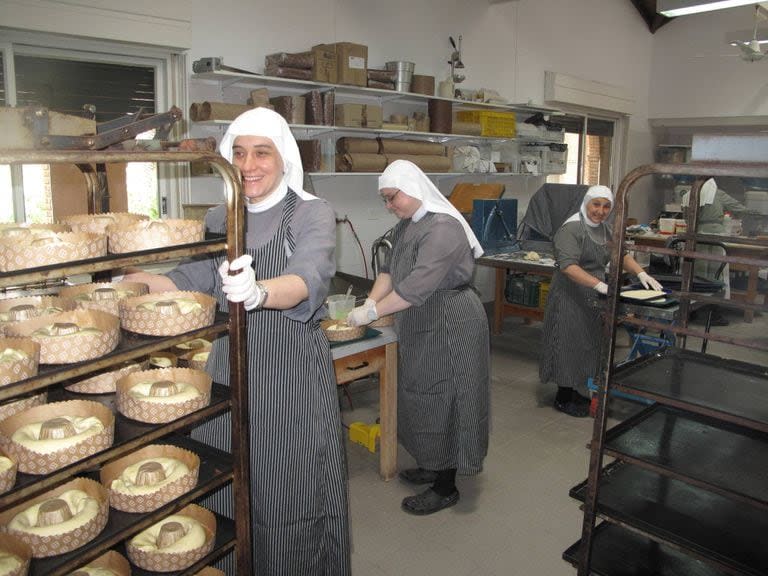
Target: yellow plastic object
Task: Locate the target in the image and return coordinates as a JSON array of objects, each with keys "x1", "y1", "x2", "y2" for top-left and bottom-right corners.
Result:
[
  {"x1": 348, "y1": 422, "x2": 381, "y2": 453},
  {"x1": 455, "y1": 110, "x2": 516, "y2": 137}
]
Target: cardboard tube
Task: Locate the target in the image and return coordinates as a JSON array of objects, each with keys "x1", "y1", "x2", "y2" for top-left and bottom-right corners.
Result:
[
  {"x1": 336, "y1": 153, "x2": 388, "y2": 172},
  {"x1": 385, "y1": 154, "x2": 452, "y2": 172},
  {"x1": 198, "y1": 102, "x2": 252, "y2": 121},
  {"x1": 336, "y1": 138, "x2": 380, "y2": 154},
  {"x1": 452, "y1": 121, "x2": 482, "y2": 136},
  {"x1": 379, "y1": 140, "x2": 446, "y2": 156}
]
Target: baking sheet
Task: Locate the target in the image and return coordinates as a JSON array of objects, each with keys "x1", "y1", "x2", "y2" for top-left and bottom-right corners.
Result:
[{"x1": 620, "y1": 289, "x2": 666, "y2": 302}]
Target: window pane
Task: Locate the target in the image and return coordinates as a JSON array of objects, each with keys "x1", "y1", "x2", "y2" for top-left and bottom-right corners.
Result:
[
  {"x1": 584, "y1": 118, "x2": 614, "y2": 186},
  {"x1": 0, "y1": 51, "x2": 5, "y2": 106},
  {"x1": 22, "y1": 164, "x2": 53, "y2": 223},
  {"x1": 0, "y1": 165, "x2": 13, "y2": 223}
]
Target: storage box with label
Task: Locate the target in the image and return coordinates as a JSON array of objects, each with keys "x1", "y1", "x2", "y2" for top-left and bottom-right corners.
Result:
[
  {"x1": 335, "y1": 104, "x2": 382, "y2": 128},
  {"x1": 311, "y1": 45, "x2": 338, "y2": 83},
  {"x1": 314, "y1": 42, "x2": 368, "y2": 86}
]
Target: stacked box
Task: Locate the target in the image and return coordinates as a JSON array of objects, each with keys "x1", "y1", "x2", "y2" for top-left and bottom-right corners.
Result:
[
  {"x1": 335, "y1": 104, "x2": 382, "y2": 128},
  {"x1": 313, "y1": 42, "x2": 368, "y2": 86},
  {"x1": 269, "y1": 96, "x2": 306, "y2": 124}
]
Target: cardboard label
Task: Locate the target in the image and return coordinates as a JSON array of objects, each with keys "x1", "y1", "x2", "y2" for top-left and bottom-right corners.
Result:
[{"x1": 348, "y1": 56, "x2": 365, "y2": 70}]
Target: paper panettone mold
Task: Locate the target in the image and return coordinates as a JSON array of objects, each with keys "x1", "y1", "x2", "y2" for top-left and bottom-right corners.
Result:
[
  {"x1": 120, "y1": 291, "x2": 216, "y2": 336},
  {"x1": 59, "y1": 281, "x2": 149, "y2": 316},
  {"x1": 0, "y1": 477, "x2": 109, "y2": 558},
  {"x1": 0, "y1": 400, "x2": 115, "y2": 475},
  {"x1": 62, "y1": 212, "x2": 148, "y2": 235},
  {"x1": 108, "y1": 219, "x2": 204, "y2": 253},
  {"x1": 321, "y1": 319, "x2": 366, "y2": 342},
  {"x1": 0, "y1": 446, "x2": 17, "y2": 496},
  {"x1": 148, "y1": 351, "x2": 178, "y2": 370},
  {"x1": 0, "y1": 232, "x2": 106, "y2": 272},
  {"x1": 0, "y1": 393, "x2": 47, "y2": 425},
  {"x1": 0, "y1": 296, "x2": 78, "y2": 336},
  {"x1": 116, "y1": 367, "x2": 212, "y2": 424},
  {"x1": 370, "y1": 314, "x2": 394, "y2": 327},
  {"x1": 187, "y1": 349, "x2": 210, "y2": 372},
  {"x1": 0, "y1": 532, "x2": 31, "y2": 576},
  {"x1": 101, "y1": 444, "x2": 200, "y2": 513},
  {"x1": 0, "y1": 223, "x2": 69, "y2": 239},
  {"x1": 69, "y1": 549, "x2": 131, "y2": 576},
  {"x1": 126, "y1": 503, "x2": 216, "y2": 572},
  {"x1": 64, "y1": 357, "x2": 148, "y2": 394},
  {"x1": 5, "y1": 309, "x2": 120, "y2": 364},
  {"x1": 173, "y1": 338, "x2": 212, "y2": 368},
  {"x1": 0, "y1": 337, "x2": 40, "y2": 387}
]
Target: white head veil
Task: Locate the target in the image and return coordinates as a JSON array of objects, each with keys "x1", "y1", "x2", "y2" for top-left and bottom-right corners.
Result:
[
  {"x1": 379, "y1": 160, "x2": 483, "y2": 258},
  {"x1": 218, "y1": 107, "x2": 317, "y2": 211},
  {"x1": 564, "y1": 185, "x2": 614, "y2": 228},
  {"x1": 681, "y1": 177, "x2": 717, "y2": 207}
]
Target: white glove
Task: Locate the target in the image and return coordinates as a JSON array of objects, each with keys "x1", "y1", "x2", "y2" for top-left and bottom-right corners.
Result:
[
  {"x1": 347, "y1": 303, "x2": 378, "y2": 327},
  {"x1": 362, "y1": 297, "x2": 376, "y2": 310},
  {"x1": 218, "y1": 254, "x2": 264, "y2": 311},
  {"x1": 593, "y1": 281, "x2": 608, "y2": 295},
  {"x1": 637, "y1": 271, "x2": 663, "y2": 291}
]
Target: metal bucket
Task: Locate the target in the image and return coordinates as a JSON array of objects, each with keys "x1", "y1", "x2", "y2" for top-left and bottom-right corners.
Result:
[{"x1": 386, "y1": 61, "x2": 415, "y2": 92}]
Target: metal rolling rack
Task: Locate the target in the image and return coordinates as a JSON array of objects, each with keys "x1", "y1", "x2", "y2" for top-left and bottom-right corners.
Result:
[
  {"x1": 563, "y1": 161, "x2": 768, "y2": 576},
  {"x1": 0, "y1": 149, "x2": 251, "y2": 575}
]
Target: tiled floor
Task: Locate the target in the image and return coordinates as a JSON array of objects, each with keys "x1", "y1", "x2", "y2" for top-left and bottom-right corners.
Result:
[{"x1": 341, "y1": 307, "x2": 767, "y2": 576}]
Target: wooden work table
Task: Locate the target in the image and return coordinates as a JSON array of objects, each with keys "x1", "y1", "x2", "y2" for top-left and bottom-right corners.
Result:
[
  {"x1": 330, "y1": 326, "x2": 398, "y2": 480},
  {"x1": 478, "y1": 252, "x2": 555, "y2": 334},
  {"x1": 631, "y1": 233, "x2": 767, "y2": 322}
]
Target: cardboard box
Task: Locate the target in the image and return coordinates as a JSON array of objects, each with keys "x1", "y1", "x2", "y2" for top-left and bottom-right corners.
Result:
[
  {"x1": 335, "y1": 104, "x2": 382, "y2": 128},
  {"x1": 311, "y1": 45, "x2": 338, "y2": 84},
  {"x1": 314, "y1": 42, "x2": 368, "y2": 86}
]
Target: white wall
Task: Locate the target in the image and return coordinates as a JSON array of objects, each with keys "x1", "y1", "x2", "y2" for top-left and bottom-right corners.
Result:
[{"x1": 649, "y1": 6, "x2": 768, "y2": 120}]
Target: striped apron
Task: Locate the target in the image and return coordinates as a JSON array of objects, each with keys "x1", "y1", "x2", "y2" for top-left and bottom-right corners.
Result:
[
  {"x1": 192, "y1": 191, "x2": 350, "y2": 575},
  {"x1": 390, "y1": 224, "x2": 490, "y2": 475},
  {"x1": 539, "y1": 221, "x2": 609, "y2": 396}
]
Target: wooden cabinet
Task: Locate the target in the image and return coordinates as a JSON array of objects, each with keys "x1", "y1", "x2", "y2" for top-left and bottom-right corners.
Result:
[{"x1": 0, "y1": 149, "x2": 251, "y2": 575}]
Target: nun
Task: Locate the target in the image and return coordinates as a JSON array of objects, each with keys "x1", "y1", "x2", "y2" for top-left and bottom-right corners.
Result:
[
  {"x1": 347, "y1": 159, "x2": 490, "y2": 516},
  {"x1": 124, "y1": 107, "x2": 350, "y2": 574},
  {"x1": 539, "y1": 185, "x2": 662, "y2": 417}
]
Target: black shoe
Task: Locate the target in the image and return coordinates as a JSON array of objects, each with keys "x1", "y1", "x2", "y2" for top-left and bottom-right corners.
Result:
[
  {"x1": 401, "y1": 488, "x2": 460, "y2": 515},
  {"x1": 398, "y1": 468, "x2": 438, "y2": 485},
  {"x1": 554, "y1": 398, "x2": 590, "y2": 418}
]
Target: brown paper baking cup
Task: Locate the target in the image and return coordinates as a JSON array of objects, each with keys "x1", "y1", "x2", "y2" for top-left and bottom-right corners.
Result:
[
  {"x1": 370, "y1": 314, "x2": 394, "y2": 327},
  {"x1": 321, "y1": 319, "x2": 365, "y2": 342},
  {"x1": 0, "y1": 532, "x2": 31, "y2": 576},
  {"x1": 0, "y1": 232, "x2": 106, "y2": 272},
  {"x1": 0, "y1": 400, "x2": 115, "y2": 475},
  {"x1": 101, "y1": 444, "x2": 200, "y2": 513},
  {"x1": 5, "y1": 309, "x2": 120, "y2": 364},
  {"x1": 120, "y1": 291, "x2": 216, "y2": 337},
  {"x1": 148, "y1": 351, "x2": 178, "y2": 370},
  {"x1": 108, "y1": 219, "x2": 204, "y2": 254},
  {"x1": 188, "y1": 353, "x2": 210, "y2": 372},
  {"x1": 0, "y1": 447, "x2": 18, "y2": 496},
  {"x1": 0, "y1": 393, "x2": 47, "y2": 424},
  {"x1": 195, "y1": 568, "x2": 225, "y2": 576},
  {"x1": 173, "y1": 339, "x2": 212, "y2": 368},
  {"x1": 0, "y1": 296, "x2": 78, "y2": 337},
  {"x1": 0, "y1": 337, "x2": 40, "y2": 387},
  {"x1": 116, "y1": 367, "x2": 212, "y2": 424},
  {"x1": 63, "y1": 212, "x2": 149, "y2": 235},
  {"x1": 0, "y1": 477, "x2": 109, "y2": 558},
  {"x1": 0, "y1": 223, "x2": 69, "y2": 239},
  {"x1": 71, "y1": 549, "x2": 131, "y2": 576},
  {"x1": 64, "y1": 357, "x2": 148, "y2": 394},
  {"x1": 59, "y1": 281, "x2": 149, "y2": 316},
  {"x1": 126, "y1": 503, "x2": 216, "y2": 573}
]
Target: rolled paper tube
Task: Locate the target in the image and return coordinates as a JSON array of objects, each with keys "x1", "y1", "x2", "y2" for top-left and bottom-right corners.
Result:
[
  {"x1": 336, "y1": 138, "x2": 380, "y2": 154},
  {"x1": 198, "y1": 102, "x2": 252, "y2": 122},
  {"x1": 52, "y1": 322, "x2": 79, "y2": 336},
  {"x1": 452, "y1": 121, "x2": 482, "y2": 136},
  {"x1": 92, "y1": 288, "x2": 118, "y2": 300},
  {"x1": 367, "y1": 79, "x2": 395, "y2": 90},
  {"x1": 136, "y1": 461, "x2": 167, "y2": 486},
  {"x1": 304, "y1": 90, "x2": 323, "y2": 125},
  {"x1": 264, "y1": 65, "x2": 313, "y2": 80},
  {"x1": 156, "y1": 521, "x2": 187, "y2": 549},
  {"x1": 367, "y1": 69, "x2": 398, "y2": 82},
  {"x1": 264, "y1": 51, "x2": 313, "y2": 69},
  {"x1": 9, "y1": 304, "x2": 36, "y2": 321},
  {"x1": 189, "y1": 103, "x2": 199, "y2": 122},
  {"x1": 385, "y1": 154, "x2": 453, "y2": 172},
  {"x1": 411, "y1": 75, "x2": 435, "y2": 96},
  {"x1": 428, "y1": 99, "x2": 452, "y2": 134},
  {"x1": 336, "y1": 153, "x2": 388, "y2": 173},
  {"x1": 321, "y1": 91, "x2": 335, "y2": 126},
  {"x1": 37, "y1": 498, "x2": 73, "y2": 526},
  {"x1": 39, "y1": 417, "x2": 77, "y2": 440},
  {"x1": 379, "y1": 140, "x2": 446, "y2": 156},
  {"x1": 149, "y1": 380, "x2": 179, "y2": 397}
]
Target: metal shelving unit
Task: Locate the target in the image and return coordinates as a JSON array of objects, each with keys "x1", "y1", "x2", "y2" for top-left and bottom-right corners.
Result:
[
  {"x1": 565, "y1": 161, "x2": 768, "y2": 576},
  {"x1": 0, "y1": 149, "x2": 251, "y2": 574}
]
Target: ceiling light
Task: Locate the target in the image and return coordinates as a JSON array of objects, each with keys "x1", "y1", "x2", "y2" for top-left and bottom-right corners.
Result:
[{"x1": 658, "y1": 0, "x2": 756, "y2": 17}]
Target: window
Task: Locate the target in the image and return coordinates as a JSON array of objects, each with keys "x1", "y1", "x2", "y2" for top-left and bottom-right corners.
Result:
[
  {"x1": 547, "y1": 113, "x2": 618, "y2": 188},
  {"x1": 0, "y1": 31, "x2": 186, "y2": 223}
]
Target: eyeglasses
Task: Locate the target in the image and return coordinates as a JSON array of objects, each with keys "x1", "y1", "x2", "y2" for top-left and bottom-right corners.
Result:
[{"x1": 381, "y1": 189, "x2": 400, "y2": 206}]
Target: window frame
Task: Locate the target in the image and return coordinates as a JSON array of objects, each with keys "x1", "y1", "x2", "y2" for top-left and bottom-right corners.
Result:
[{"x1": 0, "y1": 29, "x2": 188, "y2": 220}]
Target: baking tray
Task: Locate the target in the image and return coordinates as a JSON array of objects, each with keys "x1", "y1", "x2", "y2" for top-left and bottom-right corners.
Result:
[
  {"x1": 328, "y1": 327, "x2": 382, "y2": 348},
  {"x1": 570, "y1": 462, "x2": 768, "y2": 576},
  {"x1": 562, "y1": 522, "x2": 732, "y2": 576},
  {"x1": 612, "y1": 348, "x2": 768, "y2": 433}
]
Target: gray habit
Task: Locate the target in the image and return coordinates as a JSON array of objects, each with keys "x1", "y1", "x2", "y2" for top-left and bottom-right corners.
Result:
[
  {"x1": 539, "y1": 215, "x2": 610, "y2": 396},
  {"x1": 383, "y1": 213, "x2": 490, "y2": 474},
  {"x1": 167, "y1": 190, "x2": 350, "y2": 576}
]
